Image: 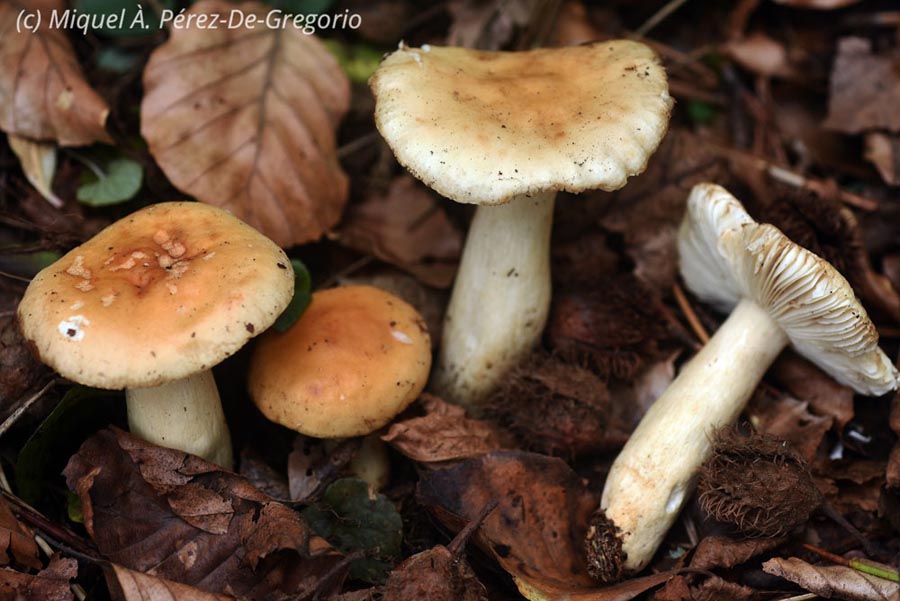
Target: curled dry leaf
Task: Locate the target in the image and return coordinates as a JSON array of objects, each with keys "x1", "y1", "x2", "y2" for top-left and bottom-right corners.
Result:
[
  {"x1": 7, "y1": 135, "x2": 62, "y2": 208},
  {"x1": 0, "y1": 555, "x2": 77, "y2": 601},
  {"x1": 824, "y1": 38, "x2": 900, "y2": 135},
  {"x1": 773, "y1": 353, "x2": 854, "y2": 430},
  {"x1": 417, "y1": 451, "x2": 675, "y2": 599},
  {"x1": 865, "y1": 133, "x2": 900, "y2": 187},
  {"x1": 141, "y1": 0, "x2": 350, "y2": 248},
  {"x1": 105, "y1": 564, "x2": 233, "y2": 601},
  {"x1": 599, "y1": 129, "x2": 727, "y2": 291},
  {"x1": 772, "y1": 0, "x2": 862, "y2": 9},
  {"x1": 63, "y1": 427, "x2": 345, "y2": 598},
  {"x1": 747, "y1": 391, "x2": 832, "y2": 461},
  {"x1": 331, "y1": 176, "x2": 462, "y2": 288},
  {"x1": 0, "y1": 496, "x2": 41, "y2": 570},
  {"x1": 690, "y1": 535, "x2": 787, "y2": 571},
  {"x1": 724, "y1": 32, "x2": 794, "y2": 79},
  {"x1": 763, "y1": 556, "x2": 900, "y2": 600},
  {"x1": 382, "y1": 394, "x2": 511, "y2": 464},
  {"x1": 0, "y1": 0, "x2": 111, "y2": 145}
]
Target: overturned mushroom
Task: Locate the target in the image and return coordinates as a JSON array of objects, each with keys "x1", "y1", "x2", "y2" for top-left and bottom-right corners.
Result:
[
  {"x1": 370, "y1": 41, "x2": 672, "y2": 409},
  {"x1": 17, "y1": 202, "x2": 294, "y2": 468},
  {"x1": 595, "y1": 183, "x2": 898, "y2": 578}
]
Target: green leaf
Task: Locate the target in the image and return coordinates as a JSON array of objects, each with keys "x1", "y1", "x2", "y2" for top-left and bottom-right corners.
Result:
[
  {"x1": 71, "y1": 0, "x2": 172, "y2": 37},
  {"x1": 323, "y1": 40, "x2": 384, "y2": 84},
  {"x1": 96, "y1": 47, "x2": 140, "y2": 73},
  {"x1": 66, "y1": 492, "x2": 84, "y2": 524},
  {"x1": 76, "y1": 156, "x2": 143, "y2": 207},
  {"x1": 301, "y1": 477, "x2": 402, "y2": 583},
  {"x1": 272, "y1": 259, "x2": 312, "y2": 333},
  {"x1": 16, "y1": 386, "x2": 122, "y2": 506},
  {"x1": 687, "y1": 100, "x2": 717, "y2": 125}
]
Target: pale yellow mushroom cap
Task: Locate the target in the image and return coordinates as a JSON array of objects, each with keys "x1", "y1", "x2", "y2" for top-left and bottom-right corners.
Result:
[
  {"x1": 248, "y1": 285, "x2": 432, "y2": 438},
  {"x1": 17, "y1": 202, "x2": 294, "y2": 389},
  {"x1": 679, "y1": 183, "x2": 899, "y2": 396},
  {"x1": 370, "y1": 41, "x2": 673, "y2": 205}
]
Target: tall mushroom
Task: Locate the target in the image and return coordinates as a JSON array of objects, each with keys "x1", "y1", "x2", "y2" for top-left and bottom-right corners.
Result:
[
  {"x1": 17, "y1": 202, "x2": 294, "y2": 468},
  {"x1": 369, "y1": 41, "x2": 673, "y2": 409},
  {"x1": 593, "y1": 183, "x2": 899, "y2": 578}
]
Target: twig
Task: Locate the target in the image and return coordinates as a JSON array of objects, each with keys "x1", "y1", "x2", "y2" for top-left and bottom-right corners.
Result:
[
  {"x1": 879, "y1": 326, "x2": 900, "y2": 338},
  {"x1": 317, "y1": 255, "x2": 374, "y2": 290},
  {"x1": 719, "y1": 145, "x2": 880, "y2": 211},
  {"x1": 802, "y1": 543, "x2": 899, "y2": 582},
  {"x1": 0, "y1": 488, "x2": 100, "y2": 559},
  {"x1": 0, "y1": 270, "x2": 31, "y2": 283},
  {"x1": 632, "y1": 0, "x2": 692, "y2": 38},
  {"x1": 0, "y1": 379, "x2": 59, "y2": 439},
  {"x1": 673, "y1": 282, "x2": 710, "y2": 344},
  {"x1": 336, "y1": 131, "x2": 381, "y2": 159},
  {"x1": 448, "y1": 499, "x2": 499, "y2": 557},
  {"x1": 776, "y1": 594, "x2": 817, "y2": 601}
]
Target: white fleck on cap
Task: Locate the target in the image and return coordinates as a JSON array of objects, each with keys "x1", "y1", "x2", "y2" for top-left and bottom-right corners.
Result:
[
  {"x1": 679, "y1": 183, "x2": 899, "y2": 396},
  {"x1": 370, "y1": 41, "x2": 674, "y2": 204},
  {"x1": 17, "y1": 202, "x2": 294, "y2": 389}
]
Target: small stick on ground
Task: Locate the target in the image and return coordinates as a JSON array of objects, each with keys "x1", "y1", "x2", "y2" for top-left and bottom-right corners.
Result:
[
  {"x1": 0, "y1": 379, "x2": 59, "y2": 439},
  {"x1": 673, "y1": 282, "x2": 710, "y2": 345}
]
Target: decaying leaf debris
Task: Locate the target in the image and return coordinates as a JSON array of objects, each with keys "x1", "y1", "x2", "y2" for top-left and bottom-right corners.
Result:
[{"x1": 1, "y1": 1, "x2": 900, "y2": 600}]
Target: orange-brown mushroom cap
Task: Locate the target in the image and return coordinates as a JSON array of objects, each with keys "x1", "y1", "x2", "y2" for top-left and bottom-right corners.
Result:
[
  {"x1": 248, "y1": 285, "x2": 432, "y2": 438},
  {"x1": 17, "y1": 202, "x2": 294, "y2": 389}
]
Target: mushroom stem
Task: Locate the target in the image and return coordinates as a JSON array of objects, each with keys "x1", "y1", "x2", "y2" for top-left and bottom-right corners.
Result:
[
  {"x1": 602, "y1": 298, "x2": 788, "y2": 573},
  {"x1": 434, "y1": 191, "x2": 555, "y2": 410},
  {"x1": 126, "y1": 370, "x2": 233, "y2": 469}
]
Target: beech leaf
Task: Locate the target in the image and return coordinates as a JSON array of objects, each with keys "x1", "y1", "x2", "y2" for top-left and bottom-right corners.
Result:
[
  {"x1": 63, "y1": 427, "x2": 346, "y2": 598},
  {"x1": 105, "y1": 563, "x2": 233, "y2": 601},
  {"x1": 415, "y1": 451, "x2": 675, "y2": 600},
  {"x1": 141, "y1": 0, "x2": 350, "y2": 248},
  {"x1": 331, "y1": 176, "x2": 462, "y2": 288},
  {"x1": 824, "y1": 38, "x2": 900, "y2": 135},
  {"x1": 7, "y1": 134, "x2": 62, "y2": 208},
  {"x1": 0, "y1": 496, "x2": 41, "y2": 570},
  {"x1": 763, "y1": 556, "x2": 900, "y2": 600},
  {"x1": 0, "y1": 0, "x2": 112, "y2": 145},
  {"x1": 382, "y1": 394, "x2": 511, "y2": 464},
  {"x1": 0, "y1": 555, "x2": 77, "y2": 601}
]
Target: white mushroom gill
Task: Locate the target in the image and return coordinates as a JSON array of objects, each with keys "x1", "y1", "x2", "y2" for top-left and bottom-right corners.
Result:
[{"x1": 598, "y1": 183, "x2": 899, "y2": 577}]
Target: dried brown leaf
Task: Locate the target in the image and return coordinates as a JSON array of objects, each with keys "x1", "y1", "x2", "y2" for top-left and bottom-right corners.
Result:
[
  {"x1": 416, "y1": 451, "x2": 673, "y2": 599},
  {"x1": 865, "y1": 133, "x2": 900, "y2": 187},
  {"x1": 417, "y1": 451, "x2": 598, "y2": 593},
  {"x1": 380, "y1": 545, "x2": 487, "y2": 601},
  {"x1": 287, "y1": 436, "x2": 357, "y2": 502},
  {"x1": 7, "y1": 134, "x2": 62, "y2": 208},
  {"x1": 725, "y1": 32, "x2": 794, "y2": 78},
  {"x1": 105, "y1": 563, "x2": 233, "y2": 601},
  {"x1": 690, "y1": 536, "x2": 786, "y2": 570},
  {"x1": 63, "y1": 427, "x2": 346, "y2": 598},
  {"x1": 0, "y1": 555, "x2": 76, "y2": 601},
  {"x1": 692, "y1": 576, "x2": 762, "y2": 601},
  {"x1": 772, "y1": 0, "x2": 862, "y2": 9},
  {"x1": 773, "y1": 353, "x2": 854, "y2": 429},
  {"x1": 382, "y1": 394, "x2": 510, "y2": 464},
  {"x1": 332, "y1": 176, "x2": 462, "y2": 288},
  {"x1": 0, "y1": 496, "x2": 41, "y2": 570},
  {"x1": 0, "y1": 0, "x2": 111, "y2": 145},
  {"x1": 763, "y1": 556, "x2": 900, "y2": 600},
  {"x1": 0, "y1": 312, "x2": 47, "y2": 408},
  {"x1": 141, "y1": 0, "x2": 350, "y2": 248},
  {"x1": 747, "y1": 392, "x2": 832, "y2": 461},
  {"x1": 824, "y1": 38, "x2": 900, "y2": 135},
  {"x1": 599, "y1": 129, "x2": 726, "y2": 291},
  {"x1": 447, "y1": 0, "x2": 536, "y2": 50}
]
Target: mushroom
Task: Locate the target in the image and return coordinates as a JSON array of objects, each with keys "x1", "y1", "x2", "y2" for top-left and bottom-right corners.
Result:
[
  {"x1": 248, "y1": 285, "x2": 431, "y2": 439},
  {"x1": 17, "y1": 202, "x2": 294, "y2": 468},
  {"x1": 369, "y1": 41, "x2": 673, "y2": 408},
  {"x1": 595, "y1": 183, "x2": 899, "y2": 577}
]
